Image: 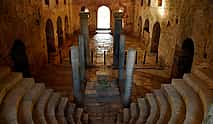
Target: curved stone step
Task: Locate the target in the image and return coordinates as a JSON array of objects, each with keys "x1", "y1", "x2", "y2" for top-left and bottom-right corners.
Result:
[
  {"x1": 123, "y1": 108, "x2": 130, "y2": 124},
  {"x1": 172, "y1": 79, "x2": 203, "y2": 124},
  {"x1": 33, "y1": 89, "x2": 53, "y2": 124},
  {"x1": 46, "y1": 92, "x2": 61, "y2": 124},
  {"x1": 129, "y1": 102, "x2": 139, "y2": 124},
  {"x1": 75, "y1": 108, "x2": 83, "y2": 124},
  {"x1": 153, "y1": 89, "x2": 170, "y2": 124},
  {"x1": 162, "y1": 84, "x2": 185, "y2": 124},
  {"x1": 192, "y1": 66, "x2": 213, "y2": 88},
  {"x1": 0, "y1": 78, "x2": 34, "y2": 124},
  {"x1": 0, "y1": 66, "x2": 10, "y2": 79},
  {"x1": 183, "y1": 73, "x2": 213, "y2": 122},
  {"x1": 18, "y1": 83, "x2": 45, "y2": 124},
  {"x1": 0, "y1": 72, "x2": 23, "y2": 104},
  {"x1": 136, "y1": 98, "x2": 149, "y2": 124},
  {"x1": 56, "y1": 97, "x2": 68, "y2": 124},
  {"x1": 66, "y1": 103, "x2": 76, "y2": 124},
  {"x1": 145, "y1": 93, "x2": 160, "y2": 124}
]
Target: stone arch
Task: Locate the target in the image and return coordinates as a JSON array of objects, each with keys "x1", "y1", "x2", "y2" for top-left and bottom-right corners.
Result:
[
  {"x1": 57, "y1": 16, "x2": 63, "y2": 48},
  {"x1": 172, "y1": 38, "x2": 195, "y2": 78},
  {"x1": 150, "y1": 22, "x2": 161, "y2": 53},
  {"x1": 10, "y1": 40, "x2": 31, "y2": 77},
  {"x1": 45, "y1": 19, "x2": 56, "y2": 63}
]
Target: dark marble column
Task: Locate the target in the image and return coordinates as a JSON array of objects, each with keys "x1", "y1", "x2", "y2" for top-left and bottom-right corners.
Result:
[
  {"x1": 70, "y1": 46, "x2": 82, "y2": 104},
  {"x1": 78, "y1": 35, "x2": 85, "y2": 82},
  {"x1": 123, "y1": 49, "x2": 136, "y2": 107},
  {"x1": 80, "y1": 11, "x2": 90, "y2": 66},
  {"x1": 118, "y1": 34, "x2": 126, "y2": 90},
  {"x1": 113, "y1": 12, "x2": 123, "y2": 67}
]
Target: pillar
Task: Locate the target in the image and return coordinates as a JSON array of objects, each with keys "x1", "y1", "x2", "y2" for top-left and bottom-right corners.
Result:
[
  {"x1": 123, "y1": 49, "x2": 136, "y2": 107},
  {"x1": 113, "y1": 12, "x2": 123, "y2": 67},
  {"x1": 118, "y1": 35, "x2": 126, "y2": 90},
  {"x1": 70, "y1": 46, "x2": 82, "y2": 104},
  {"x1": 80, "y1": 11, "x2": 90, "y2": 66},
  {"x1": 78, "y1": 35, "x2": 85, "y2": 82}
]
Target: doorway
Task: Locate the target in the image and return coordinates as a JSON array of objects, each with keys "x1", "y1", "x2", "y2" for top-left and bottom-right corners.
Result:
[
  {"x1": 172, "y1": 38, "x2": 194, "y2": 78},
  {"x1": 97, "y1": 6, "x2": 111, "y2": 30},
  {"x1": 46, "y1": 19, "x2": 56, "y2": 63},
  {"x1": 11, "y1": 40, "x2": 31, "y2": 77}
]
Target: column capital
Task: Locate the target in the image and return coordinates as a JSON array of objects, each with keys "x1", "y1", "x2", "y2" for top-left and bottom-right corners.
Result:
[
  {"x1": 79, "y1": 12, "x2": 90, "y2": 19},
  {"x1": 113, "y1": 12, "x2": 124, "y2": 20}
]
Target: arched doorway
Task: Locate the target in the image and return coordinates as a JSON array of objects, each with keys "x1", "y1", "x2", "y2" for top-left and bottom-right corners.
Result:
[
  {"x1": 57, "y1": 17, "x2": 63, "y2": 63},
  {"x1": 65, "y1": 16, "x2": 69, "y2": 40},
  {"x1": 97, "y1": 6, "x2": 111, "y2": 30},
  {"x1": 150, "y1": 22, "x2": 161, "y2": 53},
  {"x1": 11, "y1": 40, "x2": 31, "y2": 77},
  {"x1": 172, "y1": 38, "x2": 194, "y2": 78},
  {"x1": 57, "y1": 16, "x2": 63, "y2": 48},
  {"x1": 45, "y1": 19, "x2": 56, "y2": 63},
  {"x1": 138, "y1": 16, "x2": 142, "y2": 38}
]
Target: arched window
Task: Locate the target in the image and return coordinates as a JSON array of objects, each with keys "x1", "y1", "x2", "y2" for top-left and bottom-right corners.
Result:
[
  {"x1": 64, "y1": 0, "x2": 66, "y2": 5},
  {"x1": 56, "y1": 0, "x2": 59, "y2": 5},
  {"x1": 158, "y1": 0, "x2": 162, "y2": 6},
  {"x1": 141, "y1": 0, "x2": 143, "y2": 6},
  {"x1": 148, "y1": 0, "x2": 151, "y2": 6},
  {"x1": 97, "y1": 6, "x2": 111, "y2": 29},
  {"x1": 45, "y1": 0, "x2": 49, "y2": 5}
]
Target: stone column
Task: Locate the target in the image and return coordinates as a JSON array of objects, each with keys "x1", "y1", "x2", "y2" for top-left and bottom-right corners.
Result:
[
  {"x1": 78, "y1": 35, "x2": 85, "y2": 82},
  {"x1": 123, "y1": 49, "x2": 136, "y2": 107},
  {"x1": 80, "y1": 11, "x2": 90, "y2": 66},
  {"x1": 70, "y1": 46, "x2": 82, "y2": 104},
  {"x1": 118, "y1": 34, "x2": 126, "y2": 90},
  {"x1": 113, "y1": 12, "x2": 123, "y2": 67}
]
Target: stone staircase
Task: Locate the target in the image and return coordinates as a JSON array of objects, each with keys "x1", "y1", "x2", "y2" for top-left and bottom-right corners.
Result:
[
  {"x1": 0, "y1": 64, "x2": 213, "y2": 124},
  {"x1": 117, "y1": 64, "x2": 213, "y2": 124},
  {"x1": 0, "y1": 65, "x2": 86, "y2": 124}
]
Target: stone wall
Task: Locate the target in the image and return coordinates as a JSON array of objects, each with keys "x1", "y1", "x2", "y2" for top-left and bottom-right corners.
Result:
[
  {"x1": 0, "y1": 0, "x2": 73, "y2": 74},
  {"x1": 132, "y1": 0, "x2": 213, "y2": 71}
]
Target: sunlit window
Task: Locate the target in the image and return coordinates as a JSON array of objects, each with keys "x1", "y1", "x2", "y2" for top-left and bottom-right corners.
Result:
[{"x1": 97, "y1": 6, "x2": 111, "y2": 29}]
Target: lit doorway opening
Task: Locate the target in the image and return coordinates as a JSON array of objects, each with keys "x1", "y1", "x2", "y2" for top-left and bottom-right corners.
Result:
[{"x1": 97, "y1": 6, "x2": 111, "y2": 31}]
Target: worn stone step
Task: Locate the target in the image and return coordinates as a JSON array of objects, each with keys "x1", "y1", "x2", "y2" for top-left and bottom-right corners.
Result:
[
  {"x1": 153, "y1": 89, "x2": 170, "y2": 124},
  {"x1": 46, "y1": 92, "x2": 61, "y2": 124},
  {"x1": 136, "y1": 98, "x2": 149, "y2": 124},
  {"x1": 183, "y1": 73, "x2": 213, "y2": 122},
  {"x1": 162, "y1": 84, "x2": 185, "y2": 124},
  {"x1": 66, "y1": 103, "x2": 76, "y2": 124},
  {"x1": 75, "y1": 108, "x2": 84, "y2": 124},
  {"x1": 0, "y1": 72, "x2": 23, "y2": 104},
  {"x1": 129, "y1": 102, "x2": 139, "y2": 124},
  {"x1": 192, "y1": 66, "x2": 213, "y2": 88},
  {"x1": 0, "y1": 78, "x2": 34, "y2": 124},
  {"x1": 145, "y1": 93, "x2": 160, "y2": 124},
  {"x1": 123, "y1": 108, "x2": 130, "y2": 124},
  {"x1": 18, "y1": 83, "x2": 46, "y2": 124},
  {"x1": 172, "y1": 79, "x2": 204, "y2": 124},
  {"x1": 0, "y1": 66, "x2": 10, "y2": 79},
  {"x1": 34, "y1": 89, "x2": 53, "y2": 124},
  {"x1": 56, "y1": 97, "x2": 68, "y2": 124}
]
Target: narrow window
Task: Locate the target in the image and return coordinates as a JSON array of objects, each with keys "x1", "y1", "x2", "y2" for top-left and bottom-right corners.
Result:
[
  {"x1": 64, "y1": 0, "x2": 66, "y2": 5},
  {"x1": 158, "y1": 0, "x2": 162, "y2": 6},
  {"x1": 56, "y1": 0, "x2": 59, "y2": 5},
  {"x1": 45, "y1": 0, "x2": 49, "y2": 5}
]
